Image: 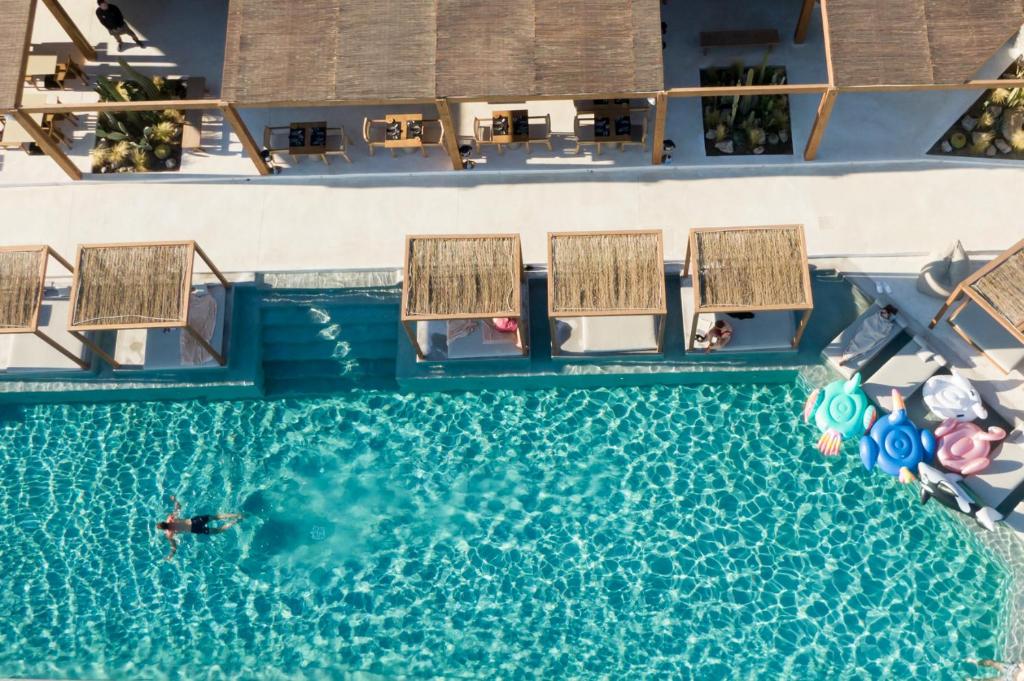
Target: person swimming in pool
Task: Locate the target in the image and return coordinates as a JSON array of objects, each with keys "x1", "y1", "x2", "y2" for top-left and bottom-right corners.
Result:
[
  {"x1": 967, "y1": 658, "x2": 1024, "y2": 681},
  {"x1": 157, "y1": 495, "x2": 241, "y2": 561}
]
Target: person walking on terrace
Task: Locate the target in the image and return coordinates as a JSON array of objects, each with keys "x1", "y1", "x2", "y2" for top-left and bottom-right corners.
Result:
[
  {"x1": 157, "y1": 495, "x2": 242, "y2": 561},
  {"x1": 96, "y1": 1, "x2": 144, "y2": 51}
]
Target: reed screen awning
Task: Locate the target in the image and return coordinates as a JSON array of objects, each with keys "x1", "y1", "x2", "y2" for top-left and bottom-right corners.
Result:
[
  {"x1": 68, "y1": 241, "x2": 197, "y2": 331},
  {"x1": 0, "y1": 0, "x2": 34, "y2": 111},
  {"x1": 402, "y1": 234, "x2": 522, "y2": 321},
  {"x1": 0, "y1": 246, "x2": 48, "y2": 333},
  {"x1": 954, "y1": 238, "x2": 1024, "y2": 345},
  {"x1": 548, "y1": 230, "x2": 666, "y2": 316},
  {"x1": 221, "y1": 0, "x2": 664, "y2": 105},
  {"x1": 687, "y1": 225, "x2": 813, "y2": 313},
  {"x1": 826, "y1": 0, "x2": 1024, "y2": 87}
]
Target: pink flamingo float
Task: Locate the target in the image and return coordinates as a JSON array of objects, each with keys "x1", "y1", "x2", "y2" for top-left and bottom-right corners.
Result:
[{"x1": 935, "y1": 418, "x2": 1006, "y2": 475}]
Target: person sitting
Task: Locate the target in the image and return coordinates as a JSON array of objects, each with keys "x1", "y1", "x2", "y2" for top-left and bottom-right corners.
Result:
[
  {"x1": 839, "y1": 304, "x2": 898, "y2": 367},
  {"x1": 696, "y1": 320, "x2": 733, "y2": 353},
  {"x1": 967, "y1": 657, "x2": 1024, "y2": 681},
  {"x1": 156, "y1": 495, "x2": 242, "y2": 561}
]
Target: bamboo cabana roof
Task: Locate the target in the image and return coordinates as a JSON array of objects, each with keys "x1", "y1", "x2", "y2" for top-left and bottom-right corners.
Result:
[
  {"x1": 548, "y1": 230, "x2": 666, "y2": 316},
  {"x1": 221, "y1": 0, "x2": 663, "y2": 105},
  {"x1": 68, "y1": 241, "x2": 198, "y2": 331},
  {"x1": 962, "y1": 238, "x2": 1024, "y2": 344},
  {"x1": 402, "y1": 234, "x2": 522, "y2": 321},
  {"x1": 0, "y1": 246, "x2": 48, "y2": 333},
  {"x1": 826, "y1": 0, "x2": 1024, "y2": 87},
  {"x1": 0, "y1": 0, "x2": 34, "y2": 111},
  {"x1": 689, "y1": 225, "x2": 813, "y2": 312}
]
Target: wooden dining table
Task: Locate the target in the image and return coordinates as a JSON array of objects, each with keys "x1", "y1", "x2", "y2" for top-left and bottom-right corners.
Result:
[
  {"x1": 584, "y1": 105, "x2": 633, "y2": 143},
  {"x1": 383, "y1": 113, "x2": 424, "y2": 150},
  {"x1": 286, "y1": 121, "x2": 328, "y2": 158},
  {"x1": 490, "y1": 109, "x2": 529, "y2": 145}
]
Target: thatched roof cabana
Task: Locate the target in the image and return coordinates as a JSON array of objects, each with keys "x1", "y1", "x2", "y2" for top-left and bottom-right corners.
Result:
[
  {"x1": 0, "y1": 245, "x2": 88, "y2": 368},
  {"x1": 825, "y1": 0, "x2": 1024, "y2": 87},
  {"x1": 401, "y1": 234, "x2": 524, "y2": 359},
  {"x1": 548, "y1": 230, "x2": 666, "y2": 315},
  {"x1": 68, "y1": 241, "x2": 231, "y2": 367},
  {"x1": 0, "y1": 0, "x2": 35, "y2": 111},
  {"x1": 931, "y1": 238, "x2": 1024, "y2": 373},
  {"x1": 221, "y1": 0, "x2": 663, "y2": 106},
  {"x1": 546, "y1": 230, "x2": 667, "y2": 356},
  {"x1": 683, "y1": 225, "x2": 813, "y2": 349}
]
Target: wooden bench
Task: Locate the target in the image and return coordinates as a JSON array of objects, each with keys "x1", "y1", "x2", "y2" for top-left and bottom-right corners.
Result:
[
  {"x1": 699, "y1": 29, "x2": 780, "y2": 55},
  {"x1": 180, "y1": 76, "x2": 206, "y2": 152}
]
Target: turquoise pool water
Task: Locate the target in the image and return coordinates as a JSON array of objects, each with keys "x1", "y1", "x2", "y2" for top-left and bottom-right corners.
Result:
[{"x1": 0, "y1": 383, "x2": 1010, "y2": 679}]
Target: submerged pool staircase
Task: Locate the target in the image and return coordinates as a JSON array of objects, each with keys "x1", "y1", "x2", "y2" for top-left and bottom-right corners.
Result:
[{"x1": 258, "y1": 287, "x2": 400, "y2": 396}]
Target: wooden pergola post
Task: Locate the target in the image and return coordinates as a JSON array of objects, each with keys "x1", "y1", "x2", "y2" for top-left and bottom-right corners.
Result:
[
  {"x1": 34, "y1": 329, "x2": 90, "y2": 369},
  {"x1": 70, "y1": 330, "x2": 120, "y2": 369},
  {"x1": 219, "y1": 102, "x2": 270, "y2": 176},
  {"x1": 9, "y1": 109, "x2": 81, "y2": 180},
  {"x1": 40, "y1": 0, "x2": 96, "y2": 61},
  {"x1": 793, "y1": 309, "x2": 813, "y2": 347},
  {"x1": 651, "y1": 91, "x2": 668, "y2": 165},
  {"x1": 434, "y1": 98, "x2": 464, "y2": 170},
  {"x1": 794, "y1": 0, "x2": 817, "y2": 44},
  {"x1": 803, "y1": 87, "x2": 837, "y2": 160},
  {"x1": 185, "y1": 324, "x2": 226, "y2": 365}
]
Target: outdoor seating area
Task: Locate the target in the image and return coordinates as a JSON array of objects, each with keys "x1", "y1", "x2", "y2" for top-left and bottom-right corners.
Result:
[
  {"x1": 682, "y1": 225, "x2": 814, "y2": 352},
  {"x1": 0, "y1": 245, "x2": 90, "y2": 373},
  {"x1": 548, "y1": 230, "x2": 667, "y2": 357},
  {"x1": 931, "y1": 238, "x2": 1024, "y2": 374},
  {"x1": 67, "y1": 241, "x2": 232, "y2": 370},
  {"x1": 401, "y1": 234, "x2": 527, "y2": 361},
  {"x1": 473, "y1": 110, "x2": 552, "y2": 155},
  {"x1": 263, "y1": 122, "x2": 352, "y2": 165}
]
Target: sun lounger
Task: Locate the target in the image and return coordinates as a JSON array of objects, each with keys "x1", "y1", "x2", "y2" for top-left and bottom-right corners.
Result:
[
  {"x1": 822, "y1": 302, "x2": 905, "y2": 378},
  {"x1": 863, "y1": 336, "x2": 946, "y2": 411},
  {"x1": 557, "y1": 315, "x2": 660, "y2": 355},
  {"x1": 949, "y1": 302, "x2": 1024, "y2": 374}
]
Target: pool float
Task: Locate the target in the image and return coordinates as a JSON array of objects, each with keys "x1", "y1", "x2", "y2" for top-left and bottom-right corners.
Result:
[
  {"x1": 860, "y1": 389, "x2": 935, "y2": 482},
  {"x1": 803, "y1": 373, "x2": 876, "y2": 456},
  {"x1": 922, "y1": 370, "x2": 986, "y2": 422},
  {"x1": 918, "y1": 462, "x2": 1002, "y2": 531},
  {"x1": 934, "y1": 418, "x2": 1005, "y2": 476},
  {"x1": 491, "y1": 317, "x2": 518, "y2": 333}
]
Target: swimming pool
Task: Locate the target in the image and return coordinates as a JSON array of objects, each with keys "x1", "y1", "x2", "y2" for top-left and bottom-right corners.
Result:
[{"x1": 0, "y1": 382, "x2": 1012, "y2": 679}]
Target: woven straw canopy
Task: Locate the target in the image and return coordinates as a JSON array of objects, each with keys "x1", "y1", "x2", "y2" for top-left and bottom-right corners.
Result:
[
  {"x1": 69, "y1": 242, "x2": 196, "y2": 330},
  {"x1": 548, "y1": 231, "x2": 666, "y2": 315},
  {"x1": 222, "y1": 0, "x2": 663, "y2": 105},
  {"x1": 0, "y1": 246, "x2": 46, "y2": 332},
  {"x1": 0, "y1": 0, "x2": 34, "y2": 111},
  {"x1": 690, "y1": 225, "x2": 812, "y2": 311},
  {"x1": 402, "y1": 235, "x2": 522, "y2": 320},
  {"x1": 968, "y1": 240, "x2": 1024, "y2": 339},
  {"x1": 826, "y1": 0, "x2": 1024, "y2": 87}
]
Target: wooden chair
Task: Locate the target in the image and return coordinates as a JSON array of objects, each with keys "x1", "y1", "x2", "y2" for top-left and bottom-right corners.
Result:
[
  {"x1": 619, "y1": 115, "x2": 648, "y2": 152},
  {"x1": 473, "y1": 117, "x2": 504, "y2": 155},
  {"x1": 525, "y1": 114, "x2": 553, "y2": 153},
  {"x1": 262, "y1": 126, "x2": 290, "y2": 162},
  {"x1": 419, "y1": 119, "x2": 444, "y2": 158},
  {"x1": 571, "y1": 114, "x2": 601, "y2": 155},
  {"x1": 323, "y1": 126, "x2": 352, "y2": 164},
  {"x1": 363, "y1": 118, "x2": 388, "y2": 156}
]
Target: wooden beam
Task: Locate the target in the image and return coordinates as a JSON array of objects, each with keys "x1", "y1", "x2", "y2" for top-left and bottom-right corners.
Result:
[
  {"x1": 667, "y1": 84, "x2": 828, "y2": 98},
  {"x1": 18, "y1": 99, "x2": 218, "y2": 114},
  {"x1": 434, "y1": 98, "x2": 464, "y2": 171},
  {"x1": 193, "y1": 242, "x2": 231, "y2": 288},
  {"x1": 219, "y1": 102, "x2": 270, "y2": 176},
  {"x1": 651, "y1": 92, "x2": 668, "y2": 165},
  {"x1": 40, "y1": 0, "x2": 96, "y2": 62},
  {"x1": 838, "y1": 80, "x2": 1024, "y2": 93},
  {"x1": 34, "y1": 329, "x2": 89, "y2": 369},
  {"x1": 820, "y1": 0, "x2": 835, "y2": 85},
  {"x1": 688, "y1": 312, "x2": 700, "y2": 351},
  {"x1": 46, "y1": 246, "x2": 74, "y2": 273},
  {"x1": 792, "y1": 309, "x2": 813, "y2": 347},
  {"x1": 70, "y1": 330, "x2": 119, "y2": 368},
  {"x1": 794, "y1": 0, "x2": 816, "y2": 43},
  {"x1": 185, "y1": 323, "x2": 226, "y2": 366},
  {"x1": 9, "y1": 109, "x2": 81, "y2": 180},
  {"x1": 803, "y1": 88, "x2": 837, "y2": 161},
  {"x1": 402, "y1": 320, "x2": 425, "y2": 359}
]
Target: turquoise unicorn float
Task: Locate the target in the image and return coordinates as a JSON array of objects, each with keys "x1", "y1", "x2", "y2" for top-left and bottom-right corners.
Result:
[
  {"x1": 860, "y1": 389, "x2": 936, "y2": 483},
  {"x1": 803, "y1": 373, "x2": 877, "y2": 455}
]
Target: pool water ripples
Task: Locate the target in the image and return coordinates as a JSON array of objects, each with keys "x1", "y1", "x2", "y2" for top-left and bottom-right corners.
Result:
[{"x1": 0, "y1": 383, "x2": 1013, "y2": 679}]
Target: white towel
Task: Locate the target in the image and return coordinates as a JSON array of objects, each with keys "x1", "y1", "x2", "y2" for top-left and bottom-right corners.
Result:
[
  {"x1": 180, "y1": 293, "x2": 218, "y2": 366},
  {"x1": 842, "y1": 311, "x2": 894, "y2": 364}
]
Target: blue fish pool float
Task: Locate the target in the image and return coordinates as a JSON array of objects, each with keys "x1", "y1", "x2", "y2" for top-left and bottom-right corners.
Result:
[{"x1": 860, "y1": 389, "x2": 936, "y2": 482}]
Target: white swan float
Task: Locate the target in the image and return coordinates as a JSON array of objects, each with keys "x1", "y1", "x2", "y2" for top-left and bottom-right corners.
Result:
[{"x1": 922, "y1": 370, "x2": 986, "y2": 422}]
